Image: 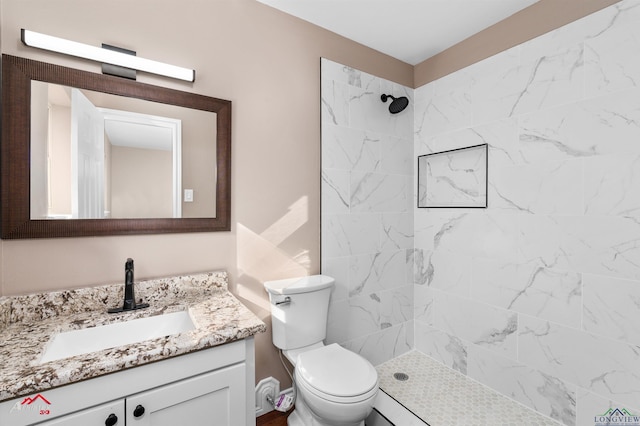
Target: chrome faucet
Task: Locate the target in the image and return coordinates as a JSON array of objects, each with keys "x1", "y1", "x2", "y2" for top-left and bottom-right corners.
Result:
[{"x1": 108, "y1": 258, "x2": 149, "y2": 313}]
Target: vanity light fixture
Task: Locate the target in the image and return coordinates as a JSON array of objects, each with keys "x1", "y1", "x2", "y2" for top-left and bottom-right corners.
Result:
[{"x1": 20, "y1": 29, "x2": 195, "y2": 82}]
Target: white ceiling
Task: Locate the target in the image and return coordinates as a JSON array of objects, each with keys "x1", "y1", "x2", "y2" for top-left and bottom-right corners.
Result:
[
  {"x1": 256, "y1": 0, "x2": 539, "y2": 65},
  {"x1": 104, "y1": 121, "x2": 173, "y2": 152}
]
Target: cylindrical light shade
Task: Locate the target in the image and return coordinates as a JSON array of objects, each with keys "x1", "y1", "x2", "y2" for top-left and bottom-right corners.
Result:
[{"x1": 21, "y1": 29, "x2": 195, "y2": 82}]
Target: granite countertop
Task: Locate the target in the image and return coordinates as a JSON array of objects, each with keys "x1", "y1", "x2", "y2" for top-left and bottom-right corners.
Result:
[{"x1": 0, "y1": 271, "x2": 266, "y2": 403}]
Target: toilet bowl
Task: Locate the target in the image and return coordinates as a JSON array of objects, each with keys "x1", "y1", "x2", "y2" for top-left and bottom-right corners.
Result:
[
  {"x1": 263, "y1": 275, "x2": 379, "y2": 426},
  {"x1": 288, "y1": 344, "x2": 378, "y2": 426}
]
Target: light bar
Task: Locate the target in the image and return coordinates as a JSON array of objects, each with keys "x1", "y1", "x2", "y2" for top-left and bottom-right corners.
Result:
[{"x1": 21, "y1": 29, "x2": 195, "y2": 82}]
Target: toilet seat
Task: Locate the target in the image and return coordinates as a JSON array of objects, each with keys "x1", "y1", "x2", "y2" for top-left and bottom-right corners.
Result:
[{"x1": 295, "y1": 344, "x2": 378, "y2": 403}]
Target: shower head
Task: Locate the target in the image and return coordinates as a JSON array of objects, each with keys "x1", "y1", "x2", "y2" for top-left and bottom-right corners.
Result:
[{"x1": 381, "y1": 94, "x2": 409, "y2": 114}]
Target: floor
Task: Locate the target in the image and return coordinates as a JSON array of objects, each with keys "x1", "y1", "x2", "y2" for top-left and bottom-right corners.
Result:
[
  {"x1": 256, "y1": 409, "x2": 290, "y2": 426},
  {"x1": 255, "y1": 407, "x2": 394, "y2": 426},
  {"x1": 256, "y1": 404, "x2": 400, "y2": 426},
  {"x1": 376, "y1": 351, "x2": 561, "y2": 426},
  {"x1": 257, "y1": 350, "x2": 560, "y2": 426}
]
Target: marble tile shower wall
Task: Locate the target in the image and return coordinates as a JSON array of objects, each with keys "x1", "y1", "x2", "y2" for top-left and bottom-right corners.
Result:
[
  {"x1": 320, "y1": 58, "x2": 415, "y2": 366},
  {"x1": 413, "y1": 1, "x2": 640, "y2": 425}
]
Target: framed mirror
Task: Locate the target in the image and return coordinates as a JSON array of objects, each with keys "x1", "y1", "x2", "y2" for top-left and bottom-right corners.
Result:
[{"x1": 1, "y1": 54, "x2": 231, "y2": 239}]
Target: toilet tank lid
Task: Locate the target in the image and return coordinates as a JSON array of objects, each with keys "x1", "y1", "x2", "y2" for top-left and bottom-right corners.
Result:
[{"x1": 264, "y1": 275, "x2": 335, "y2": 295}]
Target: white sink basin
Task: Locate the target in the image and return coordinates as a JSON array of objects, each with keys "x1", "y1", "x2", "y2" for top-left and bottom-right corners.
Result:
[{"x1": 40, "y1": 310, "x2": 196, "y2": 364}]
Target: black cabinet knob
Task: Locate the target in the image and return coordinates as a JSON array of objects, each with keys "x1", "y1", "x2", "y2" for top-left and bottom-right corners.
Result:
[
  {"x1": 105, "y1": 413, "x2": 118, "y2": 426},
  {"x1": 133, "y1": 404, "x2": 145, "y2": 418}
]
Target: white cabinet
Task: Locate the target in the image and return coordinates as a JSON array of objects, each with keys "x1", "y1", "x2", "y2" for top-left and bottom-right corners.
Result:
[
  {"x1": 36, "y1": 365, "x2": 245, "y2": 426},
  {"x1": 0, "y1": 338, "x2": 256, "y2": 426}
]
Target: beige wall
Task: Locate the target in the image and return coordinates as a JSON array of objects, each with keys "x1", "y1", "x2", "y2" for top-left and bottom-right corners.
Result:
[
  {"x1": 110, "y1": 145, "x2": 173, "y2": 219},
  {"x1": 0, "y1": 0, "x2": 622, "y2": 392},
  {"x1": 414, "y1": 0, "x2": 622, "y2": 86},
  {"x1": 0, "y1": 0, "x2": 411, "y2": 388},
  {"x1": 178, "y1": 108, "x2": 217, "y2": 218}
]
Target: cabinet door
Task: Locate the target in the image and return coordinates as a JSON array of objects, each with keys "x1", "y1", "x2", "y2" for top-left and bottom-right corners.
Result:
[
  {"x1": 126, "y1": 363, "x2": 245, "y2": 426},
  {"x1": 36, "y1": 400, "x2": 124, "y2": 426}
]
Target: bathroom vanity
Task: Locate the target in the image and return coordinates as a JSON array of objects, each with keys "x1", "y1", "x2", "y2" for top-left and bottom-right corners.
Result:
[{"x1": 0, "y1": 272, "x2": 265, "y2": 426}]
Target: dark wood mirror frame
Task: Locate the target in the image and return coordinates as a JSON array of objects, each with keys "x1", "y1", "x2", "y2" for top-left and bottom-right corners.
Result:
[{"x1": 1, "y1": 54, "x2": 231, "y2": 239}]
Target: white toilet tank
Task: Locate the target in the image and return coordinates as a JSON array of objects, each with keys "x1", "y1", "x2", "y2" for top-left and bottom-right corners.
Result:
[{"x1": 264, "y1": 275, "x2": 334, "y2": 351}]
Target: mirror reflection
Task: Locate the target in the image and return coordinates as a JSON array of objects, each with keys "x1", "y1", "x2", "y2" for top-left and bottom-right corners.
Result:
[{"x1": 30, "y1": 82, "x2": 217, "y2": 220}]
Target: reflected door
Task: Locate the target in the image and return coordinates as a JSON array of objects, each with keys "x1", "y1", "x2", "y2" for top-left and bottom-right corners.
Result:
[{"x1": 71, "y1": 88, "x2": 105, "y2": 218}]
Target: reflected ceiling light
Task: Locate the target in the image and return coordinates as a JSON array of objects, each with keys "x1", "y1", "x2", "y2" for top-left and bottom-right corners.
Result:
[{"x1": 21, "y1": 29, "x2": 195, "y2": 82}]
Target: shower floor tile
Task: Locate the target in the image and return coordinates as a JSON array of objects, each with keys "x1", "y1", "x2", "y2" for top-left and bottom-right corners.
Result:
[{"x1": 376, "y1": 351, "x2": 561, "y2": 426}]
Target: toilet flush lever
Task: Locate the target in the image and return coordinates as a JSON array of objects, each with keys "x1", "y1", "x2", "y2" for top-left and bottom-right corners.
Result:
[{"x1": 275, "y1": 296, "x2": 291, "y2": 306}]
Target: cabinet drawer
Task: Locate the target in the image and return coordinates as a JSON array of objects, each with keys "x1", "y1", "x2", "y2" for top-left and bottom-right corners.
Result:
[
  {"x1": 126, "y1": 363, "x2": 245, "y2": 426},
  {"x1": 36, "y1": 400, "x2": 124, "y2": 426}
]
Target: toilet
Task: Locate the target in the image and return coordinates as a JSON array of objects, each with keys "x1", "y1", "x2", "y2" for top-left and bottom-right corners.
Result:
[{"x1": 264, "y1": 275, "x2": 378, "y2": 426}]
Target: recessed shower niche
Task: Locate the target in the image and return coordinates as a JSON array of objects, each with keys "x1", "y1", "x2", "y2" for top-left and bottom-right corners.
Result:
[{"x1": 417, "y1": 143, "x2": 488, "y2": 208}]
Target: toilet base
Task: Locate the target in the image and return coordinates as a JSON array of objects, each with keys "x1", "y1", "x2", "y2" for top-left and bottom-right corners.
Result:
[{"x1": 286, "y1": 396, "x2": 365, "y2": 426}]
